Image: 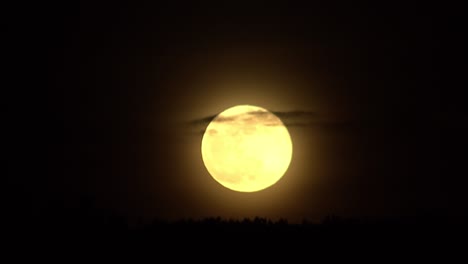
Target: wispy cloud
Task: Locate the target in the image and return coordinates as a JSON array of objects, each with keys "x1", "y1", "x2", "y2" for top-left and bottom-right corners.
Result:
[
  {"x1": 189, "y1": 110, "x2": 320, "y2": 134},
  {"x1": 272, "y1": 111, "x2": 318, "y2": 126},
  {"x1": 189, "y1": 115, "x2": 218, "y2": 127}
]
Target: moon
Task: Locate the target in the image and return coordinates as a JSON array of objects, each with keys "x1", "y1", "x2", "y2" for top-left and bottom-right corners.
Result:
[{"x1": 201, "y1": 105, "x2": 293, "y2": 192}]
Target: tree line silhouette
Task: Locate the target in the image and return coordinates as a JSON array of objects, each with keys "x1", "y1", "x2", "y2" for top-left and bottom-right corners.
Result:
[{"x1": 8, "y1": 194, "x2": 467, "y2": 253}]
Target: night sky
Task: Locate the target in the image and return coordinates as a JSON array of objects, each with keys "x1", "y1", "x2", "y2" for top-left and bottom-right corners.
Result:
[{"x1": 11, "y1": 1, "x2": 466, "y2": 226}]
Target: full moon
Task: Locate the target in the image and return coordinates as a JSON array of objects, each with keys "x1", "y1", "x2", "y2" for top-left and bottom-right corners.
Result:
[{"x1": 201, "y1": 105, "x2": 293, "y2": 192}]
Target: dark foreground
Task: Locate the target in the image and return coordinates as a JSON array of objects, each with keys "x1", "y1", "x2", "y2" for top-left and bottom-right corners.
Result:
[{"x1": 7, "y1": 202, "x2": 467, "y2": 259}]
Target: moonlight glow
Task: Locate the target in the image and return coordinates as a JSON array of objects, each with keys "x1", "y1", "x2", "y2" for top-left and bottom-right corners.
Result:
[{"x1": 201, "y1": 105, "x2": 293, "y2": 192}]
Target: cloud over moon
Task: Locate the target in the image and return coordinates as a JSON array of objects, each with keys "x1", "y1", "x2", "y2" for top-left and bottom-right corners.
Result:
[{"x1": 189, "y1": 110, "x2": 319, "y2": 134}]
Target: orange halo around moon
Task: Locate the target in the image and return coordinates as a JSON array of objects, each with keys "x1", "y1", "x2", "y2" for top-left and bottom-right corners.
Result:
[{"x1": 201, "y1": 105, "x2": 293, "y2": 192}]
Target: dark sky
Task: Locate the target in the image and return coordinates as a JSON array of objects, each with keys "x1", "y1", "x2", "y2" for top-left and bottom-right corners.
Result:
[{"x1": 11, "y1": 1, "x2": 466, "y2": 224}]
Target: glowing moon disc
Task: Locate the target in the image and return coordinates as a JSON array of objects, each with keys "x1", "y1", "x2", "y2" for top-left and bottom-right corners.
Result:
[{"x1": 201, "y1": 105, "x2": 293, "y2": 192}]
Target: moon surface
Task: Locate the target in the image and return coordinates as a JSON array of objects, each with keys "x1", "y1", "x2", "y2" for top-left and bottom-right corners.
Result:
[{"x1": 201, "y1": 105, "x2": 293, "y2": 192}]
